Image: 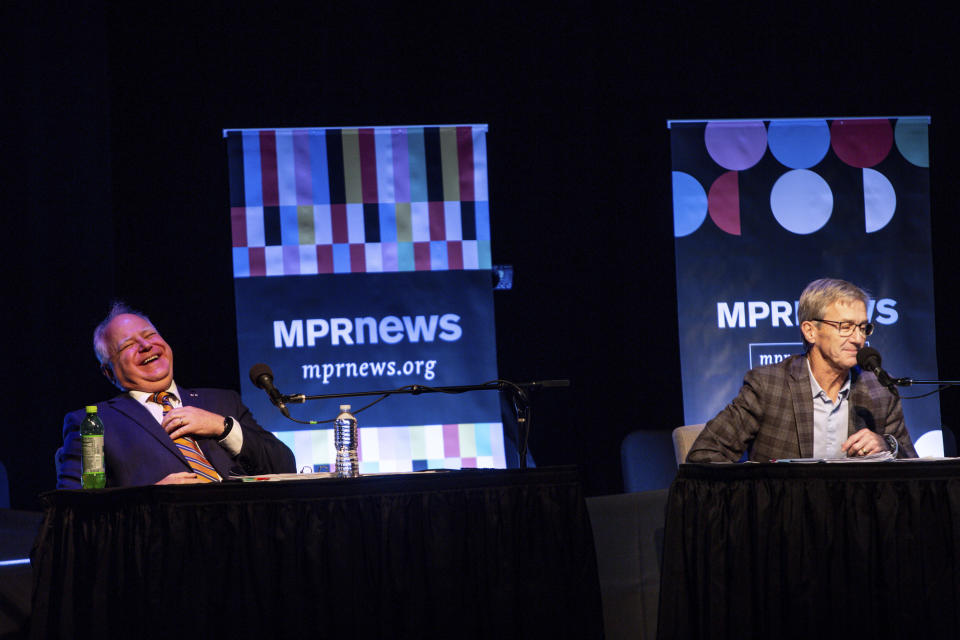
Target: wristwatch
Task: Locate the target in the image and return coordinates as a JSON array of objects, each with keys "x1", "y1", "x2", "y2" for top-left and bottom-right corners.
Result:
[
  {"x1": 219, "y1": 416, "x2": 235, "y2": 441},
  {"x1": 883, "y1": 434, "x2": 899, "y2": 457}
]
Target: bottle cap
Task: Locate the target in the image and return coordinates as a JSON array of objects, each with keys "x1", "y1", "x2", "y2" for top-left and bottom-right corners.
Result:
[
  {"x1": 339, "y1": 404, "x2": 351, "y2": 411},
  {"x1": 85, "y1": 405, "x2": 98, "y2": 413}
]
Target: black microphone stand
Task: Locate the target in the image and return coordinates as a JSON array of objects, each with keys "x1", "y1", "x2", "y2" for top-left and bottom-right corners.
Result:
[
  {"x1": 893, "y1": 378, "x2": 960, "y2": 386},
  {"x1": 879, "y1": 376, "x2": 960, "y2": 401},
  {"x1": 280, "y1": 380, "x2": 570, "y2": 471}
]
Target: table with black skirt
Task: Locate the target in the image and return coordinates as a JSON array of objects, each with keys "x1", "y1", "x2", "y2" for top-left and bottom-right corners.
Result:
[
  {"x1": 30, "y1": 466, "x2": 603, "y2": 639},
  {"x1": 657, "y1": 460, "x2": 960, "y2": 640}
]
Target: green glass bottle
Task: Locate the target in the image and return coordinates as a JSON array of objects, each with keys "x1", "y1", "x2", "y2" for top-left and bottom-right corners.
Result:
[{"x1": 80, "y1": 405, "x2": 106, "y2": 489}]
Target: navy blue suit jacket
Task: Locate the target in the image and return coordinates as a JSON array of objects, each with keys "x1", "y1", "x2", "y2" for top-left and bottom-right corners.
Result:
[{"x1": 56, "y1": 387, "x2": 295, "y2": 488}]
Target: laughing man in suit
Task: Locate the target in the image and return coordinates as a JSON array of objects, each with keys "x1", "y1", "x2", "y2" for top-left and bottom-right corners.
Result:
[
  {"x1": 56, "y1": 302, "x2": 295, "y2": 487},
  {"x1": 687, "y1": 278, "x2": 917, "y2": 463}
]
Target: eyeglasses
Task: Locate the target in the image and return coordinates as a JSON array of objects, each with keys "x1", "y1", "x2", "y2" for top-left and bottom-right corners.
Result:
[{"x1": 812, "y1": 318, "x2": 874, "y2": 337}]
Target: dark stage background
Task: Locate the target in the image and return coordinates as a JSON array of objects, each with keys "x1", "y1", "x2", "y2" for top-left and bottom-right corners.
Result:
[{"x1": 4, "y1": 3, "x2": 960, "y2": 509}]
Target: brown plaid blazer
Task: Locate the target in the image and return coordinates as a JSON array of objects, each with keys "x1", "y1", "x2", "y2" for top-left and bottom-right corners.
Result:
[{"x1": 687, "y1": 353, "x2": 918, "y2": 462}]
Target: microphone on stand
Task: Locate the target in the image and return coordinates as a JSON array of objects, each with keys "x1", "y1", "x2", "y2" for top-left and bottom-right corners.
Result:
[
  {"x1": 856, "y1": 347, "x2": 899, "y2": 394},
  {"x1": 249, "y1": 363, "x2": 291, "y2": 417}
]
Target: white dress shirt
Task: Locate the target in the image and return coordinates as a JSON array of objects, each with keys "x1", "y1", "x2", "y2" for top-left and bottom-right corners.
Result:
[{"x1": 127, "y1": 381, "x2": 244, "y2": 456}]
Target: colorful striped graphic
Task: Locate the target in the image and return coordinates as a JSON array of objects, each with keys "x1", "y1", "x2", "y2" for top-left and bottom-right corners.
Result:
[
  {"x1": 226, "y1": 126, "x2": 491, "y2": 276},
  {"x1": 274, "y1": 423, "x2": 507, "y2": 473},
  {"x1": 226, "y1": 124, "x2": 505, "y2": 473}
]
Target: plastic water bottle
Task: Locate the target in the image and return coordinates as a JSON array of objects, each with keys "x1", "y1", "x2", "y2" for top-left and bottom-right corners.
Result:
[
  {"x1": 80, "y1": 405, "x2": 106, "y2": 489},
  {"x1": 334, "y1": 404, "x2": 359, "y2": 478}
]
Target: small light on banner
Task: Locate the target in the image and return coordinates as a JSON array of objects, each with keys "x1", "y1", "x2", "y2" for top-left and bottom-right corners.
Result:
[{"x1": 493, "y1": 265, "x2": 514, "y2": 290}]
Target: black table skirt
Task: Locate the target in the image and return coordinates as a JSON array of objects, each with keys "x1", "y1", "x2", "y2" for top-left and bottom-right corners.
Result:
[
  {"x1": 30, "y1": 467, "x2": 603, "y2": 639},
  {"x1": 657, "y1": 460, "x2": 960, "y2": 639}
]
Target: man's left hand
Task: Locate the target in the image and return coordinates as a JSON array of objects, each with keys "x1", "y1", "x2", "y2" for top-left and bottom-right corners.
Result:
[
  {"x1": 161, "y1": 406, "x2": 227, "y2": 440},
  {"x1": 841, "y1": 428, "x2": 888, "y2": 457}
]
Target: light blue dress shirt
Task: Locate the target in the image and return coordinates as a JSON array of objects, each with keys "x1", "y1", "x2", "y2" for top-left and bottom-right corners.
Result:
[{"x1": 808, "y1": 360, "x2": 851, "y2": 459}]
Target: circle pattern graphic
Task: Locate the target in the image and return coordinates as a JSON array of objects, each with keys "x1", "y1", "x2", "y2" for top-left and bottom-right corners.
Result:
[
  {"x1": 770, "y1": 169, "x2": 833, "y2": 234},
  {"x1": 676, "y1": 118, "x2": 917, "y2": 237},
  {"x1": 672, "y1": 171, "x2": 708, "y2": 237},
  {"x1": 831, "y1": 119, "x2": 893, "y2": 168},
  {"x1": 863, "y1": 168, "x2": 896, "y2": 232},
  {"x1": 704, "y1": 121, "x2": 767, "y2": 170},
  {"x1": 894, "y1": 118, "x2": 929, "y2": 167},
  {"x1": 767, "y1": 119, "x2": 830, "y2": 169},
  {"x1": 708, "y1": 171, "x2": 740, "y2": 235}
]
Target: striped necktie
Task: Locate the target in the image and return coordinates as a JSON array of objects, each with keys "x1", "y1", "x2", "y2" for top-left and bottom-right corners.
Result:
[{"x1": 148, "y1": 391, "x2": 221, "y2": 482}]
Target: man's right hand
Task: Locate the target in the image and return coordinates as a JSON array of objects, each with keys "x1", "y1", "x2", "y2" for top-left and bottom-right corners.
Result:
[{"x1": 155, "y1": 472, "x2": 203, "y2": 485}]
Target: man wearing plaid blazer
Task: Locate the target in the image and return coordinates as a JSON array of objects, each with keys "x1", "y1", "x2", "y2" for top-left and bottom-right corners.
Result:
[{"x1": 688, "y1": 278, "x2": 917, "y2": 462}]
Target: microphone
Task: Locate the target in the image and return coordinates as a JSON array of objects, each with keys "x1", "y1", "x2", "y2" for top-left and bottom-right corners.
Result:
[
  {"x1": 249, "y1": 363, "x2": 290, "y2": 417},
  {"x1": 856, "y1": 347, "x2": 898, "y2": 393}
]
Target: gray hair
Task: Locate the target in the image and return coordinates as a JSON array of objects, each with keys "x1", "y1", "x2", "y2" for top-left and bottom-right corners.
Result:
[
  {"x1": 92, "y1": 301, "x2": 154, "y2": 364},
  {"x1": 798, "y1": 278, "x2": 870, "y2": 347}
]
